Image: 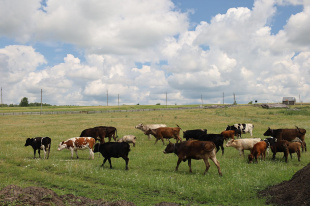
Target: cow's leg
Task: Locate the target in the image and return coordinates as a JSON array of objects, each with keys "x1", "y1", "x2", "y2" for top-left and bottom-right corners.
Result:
[
  {"x1": 161, "y1": 137, "x2": 165, "y2": 145},
  {"x1": 175, "y1": 158, "x2": 182, "y2": 171},
  {"x1": 297, "y1": 150, "x2": 301, "y2": 161},
  {"x1": 38, "y1": 149, "x2": 41, "y2": 158},
  {"x1": 154, "y1": 138, "x2": 159, "y2": 145},
  {"x1": 239, "y1": 149, "x2": 244, "y2": 156},
  {"x1": 284, "y1": 151, "x2": 288, "y2": 163},
  {"x1": 122, "y1": 156, "x2": 129, "y2": 170},
  {"x1": 107, "y1": 158, "x2": 112, "y2": 169},
  {"x1": 89, "y1": 148, "x2": 94, "y2": 160},
  {"x1": 187, "y1": 159, "x2": 192, "y2": 173},
  {"x1": 203, "y1": 158, "x2": 211, "y2": 174},
  {"x1": 221, "y1": 145, "x2": 224, "y2": 155},
  {"x1": 41, "y1": 145, "x2": 46, "y2": 159},
  {"x1": 33, "y1": 149, "x2": 36, "y2": 159},
  {"x1": 209, "y1": 154, "x2": 222, "y2": 176},
  {"x1": 272, "y1": 152, "x2": 276, "y2": 160},
  {"x1": 102, "y1": 158, "x2": 108, "y2": 167},
  {"x1": 47, "y1": 144, "x2": 50, "y2": 159},
  {"x1": 148, "y1": 134, "x2": 151, "y2": 140}
]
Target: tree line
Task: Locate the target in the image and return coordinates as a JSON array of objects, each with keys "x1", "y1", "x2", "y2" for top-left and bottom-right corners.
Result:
[{"x1": 0, "y1": 97, "x2": 52, "y2": 107}]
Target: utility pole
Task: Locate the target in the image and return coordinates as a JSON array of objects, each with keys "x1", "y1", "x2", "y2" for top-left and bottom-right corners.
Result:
[
  {"x1": 201, "y1": 94, "x2": 203, "y2": 105},
  {"x1": 118, "y1": 94, "x2": 120, "y2": 110},
  {"x1": 107, "y1": 90, "x2": 108, "y2": 106},
  {"x1": 40, "y1": 89, "x2": 42, "y2": 115},
  {"x1": 233, "y1": 93, "x2": 236, "y2": 104},
  {"x1": 166, "y1": 92, "x2": 167, "y2": 108},
  {"x1": 1, "y1": 87, "x2": 2, "y2": 106},
  {"x1": 223, "y1": 92, "x2": 224, "y2": 105}
]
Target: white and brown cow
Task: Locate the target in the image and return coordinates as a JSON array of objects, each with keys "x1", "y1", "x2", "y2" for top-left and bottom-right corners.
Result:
[
  {"x1": 135, "y1": 123, "x2": 167, "y2": 139},
  {"x1": 57, "y1": 137, "x2": 95, "y2": 159}
]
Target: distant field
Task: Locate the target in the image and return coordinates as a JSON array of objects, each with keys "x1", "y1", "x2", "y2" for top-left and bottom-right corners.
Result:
[{"x1": 0, "y1": 105, "x2": 309, "y2": 205}]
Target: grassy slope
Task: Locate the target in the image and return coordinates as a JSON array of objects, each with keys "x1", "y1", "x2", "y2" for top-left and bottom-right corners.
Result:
[{"x1": 0, "y1": 105, "x2": 309, "y2": 205}]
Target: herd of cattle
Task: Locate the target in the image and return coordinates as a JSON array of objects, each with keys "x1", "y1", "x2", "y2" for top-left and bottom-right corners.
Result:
[{"x1": 24, "y1": 123, "x2": 307, "y2": 176}]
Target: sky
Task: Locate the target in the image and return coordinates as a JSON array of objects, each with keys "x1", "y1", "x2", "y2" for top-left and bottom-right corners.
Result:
[{"x1": 0, "y1": 0, "x2": 309, "y2": 106}]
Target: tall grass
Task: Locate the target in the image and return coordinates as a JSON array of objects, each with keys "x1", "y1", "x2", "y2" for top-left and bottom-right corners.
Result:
[{"x1": 0, "y1": 105, "x2": 309, "y2": 205}]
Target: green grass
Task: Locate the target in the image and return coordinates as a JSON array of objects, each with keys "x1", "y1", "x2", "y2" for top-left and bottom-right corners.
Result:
[{"x1": 0, "y1": 105, "x2": 309, "y2": 205}]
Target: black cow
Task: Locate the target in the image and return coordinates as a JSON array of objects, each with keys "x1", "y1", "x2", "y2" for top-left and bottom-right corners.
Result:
[
  {"x1": 183, "y1": 129, "x2": 207, "y2": 141},
  {"x1": 24, "y1": 137, "x2": 51, "y2": 159},
  {"x1": 264, "y1": 137, "x2": 289, "y2": 163},
  {"x1": 80, "y1": 127, "x2": 107, "y2": 143},
  {"x1": 263, "y1": 127, "x2": 306, "y2": 151},
  {"x1": 198, "y1": 134, "x2": 225, "y2": 155},
  {"x1": 93, "y1": 142, "x2": 130, "y2": 170}
]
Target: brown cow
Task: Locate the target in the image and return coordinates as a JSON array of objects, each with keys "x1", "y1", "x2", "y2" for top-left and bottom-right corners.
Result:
[
  {"x1": 264, "y1": 137, "x2": 290, "y2": 163},
  {"x1": 263, "y1": 126, "x2": 306, "y2": 151},
  {"x1": 145, "y1": 125, "x2": 182, "y2": 145},
  {"x1": 287, "y1": 142, "x2": 301, "y2": 161},
  {"x1": 80, "y1": 127, "x2": 107, "y2": 143},
  {"x1": 221, "y1": 130, "x2": 237, "y2": 141},
  {"x1": 95, "y1": 126, "x2": 118, "y2": 142},
  {"x1": 163, "y1": 140, "x2": 222, "y2": 176},
  {"x1": 248, "y1": 141, "x2": 268, "y2": 163}
]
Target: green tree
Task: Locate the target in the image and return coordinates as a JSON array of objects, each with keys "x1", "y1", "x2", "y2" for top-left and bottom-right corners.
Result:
[{"x1": 19, "y1": 97, "x2": 29, "y2": 107}]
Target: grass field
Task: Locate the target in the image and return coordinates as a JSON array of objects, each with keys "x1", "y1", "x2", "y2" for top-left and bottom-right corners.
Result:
[{"x1": 0, "y1": 104, "x2": 309, "y2": 205}]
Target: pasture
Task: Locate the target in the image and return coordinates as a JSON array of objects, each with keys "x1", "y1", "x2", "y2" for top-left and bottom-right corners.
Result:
[{"x1": 0, "y1": 105, "x2": 309, "y2": 205}]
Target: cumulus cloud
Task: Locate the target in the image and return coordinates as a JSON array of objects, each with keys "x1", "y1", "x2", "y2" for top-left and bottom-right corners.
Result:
[{"x1": 0, "y1": 0, "x2": 309, "y2": 105}]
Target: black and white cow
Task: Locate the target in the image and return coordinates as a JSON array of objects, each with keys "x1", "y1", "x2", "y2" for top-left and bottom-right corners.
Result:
[
  {"x1": 24, "y1": 137, "x2": 51, "y2": 159},
  {"x1": 226, "y1": 123, "x2": 254, "y2": 136}
]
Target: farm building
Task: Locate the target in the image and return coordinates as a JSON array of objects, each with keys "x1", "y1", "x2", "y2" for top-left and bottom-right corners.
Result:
[{"x1": 282, "y1": 97, "x2": 296, "y2": 105}]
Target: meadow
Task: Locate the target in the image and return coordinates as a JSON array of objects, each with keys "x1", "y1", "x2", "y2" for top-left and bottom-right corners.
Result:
[{"x1": 0, "y1": 104, "x2": 309, "y2": 205}]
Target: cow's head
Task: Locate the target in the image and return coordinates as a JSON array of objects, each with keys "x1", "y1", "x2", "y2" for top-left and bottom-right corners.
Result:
[
  {"x1": 57, "y1": 141, "x2": 66, "y2": 151},
  {"x1": 263, "y1": 127, "x2": 274, "y2": 136},
  {"x1": 135, "y1": 123, "x2": 143, "y2": 129},
  {"x1": 225, "y1": 139, "x2": 235, "y2": 147},
  {"x1": 93, "y1": 143, "x2": 101, "y2": 153},
  {"x1": 24, "y1": 138, "x2": 34, "y2": 147},
  {"x1": 163, "y1": 142, "x2": 174, "y2": 154},
  {"x1": 248, "y1": 154, "x2": 254, "y2": 163}
]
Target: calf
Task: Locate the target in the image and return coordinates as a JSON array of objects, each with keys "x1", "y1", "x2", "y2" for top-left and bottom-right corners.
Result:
[
  {"x1": 248, "y1": 141, "x2": 268, "y2": 163},
  {"x1": 93, "y1": 142, "x2": 130, "y2": 170},
  {"x1": 95, "y1": 126, "x2": 118, "y2": 142},
  {"x1": 264, "y1": 137, "x2": 289, "y2": 163},
  {"x1": 183, "y1": 129, "x2": 207, "y2": 141},
  {"x1": 163, "y1": 140, "x2": 222, "y2": 176},
  {"x1": 57, "y1": 137, "x2": 95, "y2": 159},
  {"x1": 135, "y1": 123, "x2": 167, "y2": 139},
  {"x1": 145, "y1": 125, "x2": 182, "y2": 145},
  {"x1": 24, "y1": 137, "x2": 51, "y2": 159},
  {"x1": 117, "y1": 135, "x2": 137, "y2": 147},
  {"x1": 221, "y1": 130, "x2": 237, "y2": 141},
  {"x1": 287, "y1": 142, "x2": 301, "y2": 161},
  {"x1": 226, "y1": 138, "x2": 261, "y2": 156},
  {"x1": 198, "y1": 134, "x2": 225, "y2": 155}
]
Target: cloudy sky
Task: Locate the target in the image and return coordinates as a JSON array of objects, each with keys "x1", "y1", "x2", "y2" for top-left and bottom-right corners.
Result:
[{"x1": 0, "y1": 0, "x2": 309, "y2": 106}]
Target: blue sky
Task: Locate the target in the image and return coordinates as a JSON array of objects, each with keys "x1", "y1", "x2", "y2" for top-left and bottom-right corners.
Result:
[{"x1": 0, "y1": 0, "x2": 309, "y2": 106}]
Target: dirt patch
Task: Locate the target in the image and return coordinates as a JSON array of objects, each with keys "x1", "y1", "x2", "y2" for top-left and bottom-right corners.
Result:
[
  {"x1": 0, "y1": 185, "x2": 182, "y2": 206},
  {"x1": 259, "y1": 163, "x2": 310, "y2": 205}
]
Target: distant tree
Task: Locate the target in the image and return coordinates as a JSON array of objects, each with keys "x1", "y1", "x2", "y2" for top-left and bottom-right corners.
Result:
[
  {"x1": 248, "y1": 101, "x2": 253, "y2": 104},
  {"x1": 19, "y1": 97, "x2": 29, "y2": 107}
]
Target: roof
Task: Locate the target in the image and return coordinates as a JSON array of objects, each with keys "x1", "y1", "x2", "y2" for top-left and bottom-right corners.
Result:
[{"x1": 282, "y1": 97, "x2": 296, "y2": 101}]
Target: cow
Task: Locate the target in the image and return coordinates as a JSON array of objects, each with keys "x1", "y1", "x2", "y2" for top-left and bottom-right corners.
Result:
[
  {"x1": 183, "y1": 129, "x2": 207, "y2": 141},
  {"x1": 263, "y1": 126, "x2": 306, "y2": 151},
  {"x1": 57, "y1": 137, "x2": 95, "y2": 159},
  {"x1": 24, "y1": 137, "x2": 51, "y2": 159},
  {"x1": 80, "y1": 127, "x2": 107, "y2": 143},
  {"x1": 221, "y1": 130, "x2": 237, "y2": 141},
  {"x1": 264, "y1": 137, "x2": 289, "y2": 163},
  {"x1": 95, "y1": 126, "x2": 118, "y2": 142},
  {"x1": 287, "y1": 142, "x2": 301, "y2": 161},
  {"x1": 197, "y1": 134, "x2": 225, "y2": 155},
  {"x1": 226, "y1": 138, "x2": 261, "y2": 156},
  {"x1": 93, "y1": 142, "x2": 130, "y2": 170},
  {"x1": 163, "y1": 140, "x2": 222, "y2": 176},
  {"x1": 248, "y1": 141, "x2": 268, "y2": 163},
  {"x1": 117, "y1": 135, "x2": 137, "y2": 147},
  {"x1": 226, "y1": 123, "x2": 254, "y2": 136},
  {"x1": 145, "y1": 125, "x2": 182, "y2": 145},
  {"x1": 135, "y1": 123, "x2": 167, "y2": 139}
]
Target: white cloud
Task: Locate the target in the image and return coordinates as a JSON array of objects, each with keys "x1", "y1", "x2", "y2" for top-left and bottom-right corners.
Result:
[{"x1": 0, "y1": 0, "x2": 310, "y2": 105}]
